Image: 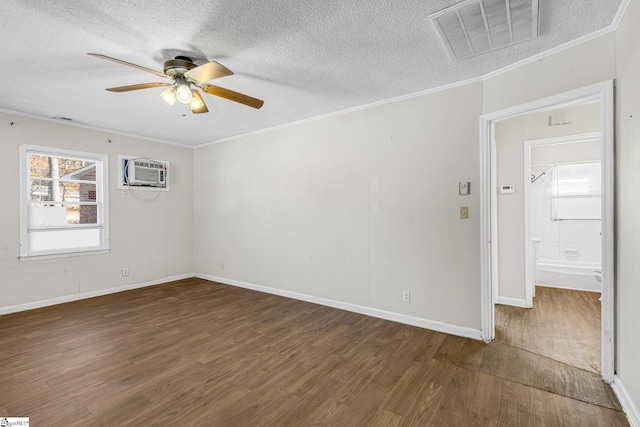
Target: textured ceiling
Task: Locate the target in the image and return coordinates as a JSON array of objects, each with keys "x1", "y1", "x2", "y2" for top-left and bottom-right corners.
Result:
[{"x1": 0, "y1": 0, "x2": 622, "y2": 146}]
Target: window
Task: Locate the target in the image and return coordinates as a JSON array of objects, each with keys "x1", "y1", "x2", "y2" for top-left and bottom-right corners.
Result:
[
  {"x1": 551, "y1": 162, "x2": 601, "y2": 220},
  {"x1": 20, "y1": 145, "x2": 109, "y2": 258}
]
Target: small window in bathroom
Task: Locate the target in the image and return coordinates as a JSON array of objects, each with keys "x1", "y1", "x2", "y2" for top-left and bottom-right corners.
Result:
[{"x1": 551, "y1": 162, "x2": 601, "y2": 220}]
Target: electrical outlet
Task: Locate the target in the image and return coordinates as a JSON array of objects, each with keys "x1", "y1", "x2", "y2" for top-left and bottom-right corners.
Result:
[
  {"x1": 217, "y1": 262, "x2": 225, "y2": 270},
  {"x1": 403, "y1": 291, "x2": 411, "y2": 303},
  {"x1": 122, "y1": 267, "x2": 129, "y2": 277},
  {"x1": 460, "y1": 206, "x2": 469, "y2": 219}
]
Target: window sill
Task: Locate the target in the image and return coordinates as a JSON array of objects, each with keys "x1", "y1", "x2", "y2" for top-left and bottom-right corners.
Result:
[{"x1": 19, "y1": 249, "x2": 110, "y2": 262}]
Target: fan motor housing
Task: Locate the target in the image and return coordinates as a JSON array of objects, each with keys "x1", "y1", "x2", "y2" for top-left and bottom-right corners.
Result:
[{"x1": 163, "y1": 56, "x2": 196, "y2": 77}]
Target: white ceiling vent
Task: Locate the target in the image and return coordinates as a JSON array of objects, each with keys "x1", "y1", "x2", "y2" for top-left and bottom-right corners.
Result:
[{"x1": 431, "y1": 0, "x2": 539, "y2": 60}]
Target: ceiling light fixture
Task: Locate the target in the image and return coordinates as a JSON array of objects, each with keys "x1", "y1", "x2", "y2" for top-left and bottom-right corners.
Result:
[
  {"x1": 176, "y1": 84, "x2": 192, "y2": 104},
  {"x1": 160, "y1": 87, "x2": 177, "y2": 105},
  {"x1": 175, "y1": 76, "x2": 193, "y2": 104},
  {"x1": 189, "y1": 90, "x2": 209, "y2": 114}
]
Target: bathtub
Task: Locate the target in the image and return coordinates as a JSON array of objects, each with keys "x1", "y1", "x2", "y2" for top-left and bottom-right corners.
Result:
[{"x1": 535, "y1": 259, "x2": 602, "y2": 292}]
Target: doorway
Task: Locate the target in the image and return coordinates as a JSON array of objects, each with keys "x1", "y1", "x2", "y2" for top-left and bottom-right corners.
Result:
[
  {"x1": 479, "y1": 81, "x2": 615, "y2": 383},
  {"x1": 501, "y1": 130, "x2": 603, "y2": 374},
  {"x1": 525, "y1": 132, "x2": 603, "y2": 304}
]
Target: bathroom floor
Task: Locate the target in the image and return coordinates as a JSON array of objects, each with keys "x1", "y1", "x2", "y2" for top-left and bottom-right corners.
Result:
[{"x1": 495, "y1": 286, "x2": 601, "y2": 374}]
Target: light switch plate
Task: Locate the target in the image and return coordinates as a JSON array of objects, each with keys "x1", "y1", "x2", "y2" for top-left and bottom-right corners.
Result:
[{"x1": 459, "y1": 181, "x2": 470, "y2": 195}]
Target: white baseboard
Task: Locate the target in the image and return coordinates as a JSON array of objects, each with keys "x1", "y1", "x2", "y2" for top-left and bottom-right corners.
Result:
[
  {"x1": 613, "y1": 375, "x2": 640, "y2": 427},
  {"x1": 497, "y1": 296, "x2": 529, "y2": 308},
  {"x1": 0, "y1": 273, "x2": 195, "y2": 316},
  {"x1": 195, "y1": 273, "x2": 484, "y2": 341}
]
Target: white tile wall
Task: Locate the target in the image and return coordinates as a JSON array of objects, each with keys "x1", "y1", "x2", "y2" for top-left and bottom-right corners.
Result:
[{"x1": 531, "y1": 166, "x2": 601, "y2": 263}]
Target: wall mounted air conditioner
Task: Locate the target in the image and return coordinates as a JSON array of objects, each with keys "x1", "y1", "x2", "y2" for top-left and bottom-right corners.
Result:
[{"x1": 118, "y1": 156, "x2": 170, "y2": 190}]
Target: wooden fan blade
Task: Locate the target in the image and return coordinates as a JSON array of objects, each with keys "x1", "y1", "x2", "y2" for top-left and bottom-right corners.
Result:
[
  {"x1": 200, "y1": 84, "x2": 264, "y2": 109},
  {"x1": 189, "y1": 90, "x2": 209, "y2": 114},
  {"x1": 106, "y1": 83, "x2": 172, "y2": 92},
  {"x1": 88, "y1": 53, "x2": 167, "y2": 78},
  {"x1": 184, "y1": 61, "x2": 233, "y2": 83}
]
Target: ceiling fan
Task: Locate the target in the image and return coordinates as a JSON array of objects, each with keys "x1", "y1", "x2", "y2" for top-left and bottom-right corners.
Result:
[{"x1": 87, "y1": 53, "x2": 264, "y2": 114}]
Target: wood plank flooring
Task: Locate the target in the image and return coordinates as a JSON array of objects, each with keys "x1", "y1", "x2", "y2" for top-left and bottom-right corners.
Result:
[
  {"x1": 495, "y1": 286, "x2": 601, "y2": 374},
  {"x1": 0, "y1": 278, "x2": 627, "y2": 426}
]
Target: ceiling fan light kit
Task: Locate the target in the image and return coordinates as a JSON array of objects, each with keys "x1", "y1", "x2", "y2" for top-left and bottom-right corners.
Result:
[
  {"x1": 160, "y1": 86, "x2": 177, "y2": 105},
  {"x1": 189, "y1": 90, "x2": 208, "y2": 114},
  {"x1": 175, "y1": 76, "x2": 193, "y2": 104},
  {"x1": 87, "y1": 53, "x2": 264, "y2": 114}
]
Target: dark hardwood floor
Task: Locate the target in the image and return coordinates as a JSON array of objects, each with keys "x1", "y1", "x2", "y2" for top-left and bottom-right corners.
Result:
[
  {"x1": 495, "y1": 286, "x2": 601, "y2": 374},
  {"x1": 0, "y1": 278, "x2": 627, "y2": 426}
]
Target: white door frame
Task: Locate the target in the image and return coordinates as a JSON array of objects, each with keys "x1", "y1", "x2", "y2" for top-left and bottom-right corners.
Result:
[
  {"x1": 523, "y1": 132, "x2": 602, "y2": 308},
  {"x1": 479, "y1": 80, "x2": 615, "y2": 383}
]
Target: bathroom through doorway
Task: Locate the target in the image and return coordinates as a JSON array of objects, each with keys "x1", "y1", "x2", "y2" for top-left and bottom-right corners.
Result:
[{"x1": 479, "y1": 81, "x2": 614, "y2": 382}]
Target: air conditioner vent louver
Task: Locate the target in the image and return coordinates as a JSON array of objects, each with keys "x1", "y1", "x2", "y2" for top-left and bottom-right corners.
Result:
[{"x1": 431, "y1": 0, "x2": 539, "y2": 60}]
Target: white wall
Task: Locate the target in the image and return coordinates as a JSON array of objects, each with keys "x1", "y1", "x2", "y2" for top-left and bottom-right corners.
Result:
[
  {"x1": 494, "y1": 103, "x2": 603, "y2": 301},
  {"x1": 194, "y1": 83, "x2": 484, "y2": 332},
  {"x1": 533, "y1": 138, "x2": 601, "y2": 165},
  {"x1": 483, "y1": 33, "x2": 617, "y2": 113},
  {"x1": 0, "y1": 113, "x2": 194, "y2": 312},
  {"x1": 615, "y1": 0, "x2": 640, "y2": 420}
]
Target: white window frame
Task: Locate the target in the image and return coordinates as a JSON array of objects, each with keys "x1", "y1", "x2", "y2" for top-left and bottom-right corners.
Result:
[
  {"x1": 550, "y1": 161, "x2": 601, "y2": 221},
  {"x1": 19, "y1": 145, "x2": 110, "y2": 260}
]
